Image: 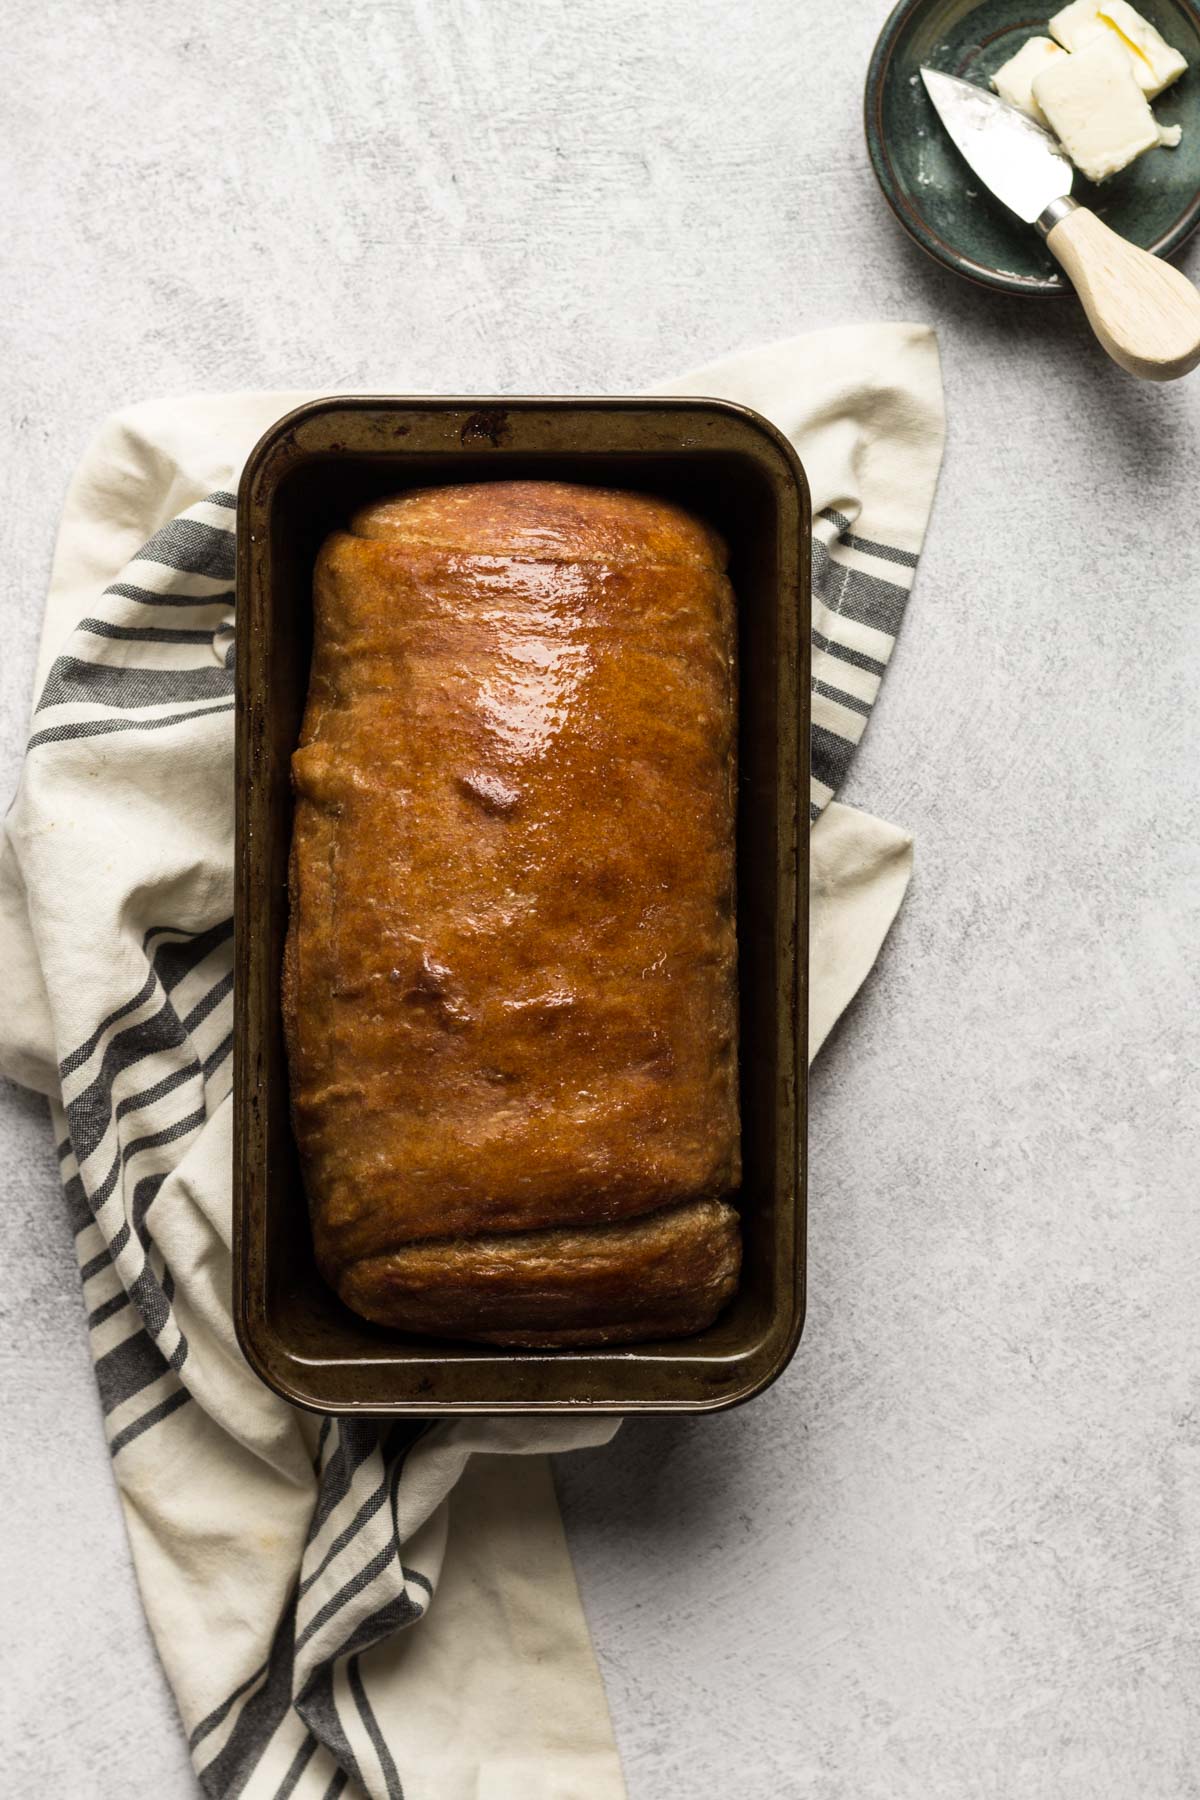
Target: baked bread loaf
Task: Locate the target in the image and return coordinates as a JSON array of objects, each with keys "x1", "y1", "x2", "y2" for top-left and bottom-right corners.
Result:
[{"x1": 283, "y1": 479, "x2": 741, "y2": 1346}]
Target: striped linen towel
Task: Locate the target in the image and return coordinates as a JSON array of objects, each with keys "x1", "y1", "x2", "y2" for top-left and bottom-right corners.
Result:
[{"x1": 0, "y1": 324, "x2": 943, "y2": 1800}]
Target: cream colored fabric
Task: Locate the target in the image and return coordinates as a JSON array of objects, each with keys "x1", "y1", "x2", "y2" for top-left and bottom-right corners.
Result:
[
  {"x1": 810, "y1": 802, "x2": 915, "y2": 1058},
  {"x1": 658, "y1": 323, "x2": 945, "y2": 558},
  {"x1": 0, "y1": 324, "x2": 943, "y2": 1798}
]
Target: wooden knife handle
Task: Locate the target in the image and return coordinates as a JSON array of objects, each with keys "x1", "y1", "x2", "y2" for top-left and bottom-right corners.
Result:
[{"x1": 1046, "y1": 205, "x2": 1200, "y2": 382}]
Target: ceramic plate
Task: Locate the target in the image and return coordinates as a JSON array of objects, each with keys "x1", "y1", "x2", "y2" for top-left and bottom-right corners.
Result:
[{"x1": 866, "y1": 0, "x2": 1200, "y2": 294}]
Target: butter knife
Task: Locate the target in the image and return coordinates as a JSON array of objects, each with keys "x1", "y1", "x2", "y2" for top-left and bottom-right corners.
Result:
[{"x1": 921, "y1": 66, "x2": 1200, "y2": 381}]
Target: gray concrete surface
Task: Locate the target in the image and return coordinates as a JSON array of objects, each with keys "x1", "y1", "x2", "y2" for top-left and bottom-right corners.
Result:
[{"x1": 3, "y1": 1, "x2": 1200, "y2": 1795}]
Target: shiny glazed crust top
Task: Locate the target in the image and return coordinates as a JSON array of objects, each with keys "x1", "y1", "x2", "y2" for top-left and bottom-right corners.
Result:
[{"x1": 283, "y1": 479, "x2": 741, "y2": 1345}]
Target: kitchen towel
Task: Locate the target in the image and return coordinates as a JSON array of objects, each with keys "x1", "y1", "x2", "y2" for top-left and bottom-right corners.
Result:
[{"x1": 0, "y1": 322, "x2": 944, "y2": 1800}]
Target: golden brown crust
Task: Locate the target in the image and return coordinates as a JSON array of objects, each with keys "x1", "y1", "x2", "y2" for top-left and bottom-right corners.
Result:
[
  {"x1": 338, "y1": 1198, "x2": 741, "y2": 1348},
  {"x1": 348, "y1": 479, "x2": 729, "y2": 569},
  {"x1": 284, "y1": 479, "x2": 740, "y2": 1345}
]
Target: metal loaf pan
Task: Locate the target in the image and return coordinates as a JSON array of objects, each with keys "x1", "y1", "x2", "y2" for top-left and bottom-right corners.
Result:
[{"x1": 234, "y1": 395, "x2": 810, "y2": 1414}]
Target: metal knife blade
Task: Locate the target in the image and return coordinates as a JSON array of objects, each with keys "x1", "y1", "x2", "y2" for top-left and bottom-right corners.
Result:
[{"x1": 920, "y1": 67, "x2": 1074, "y2": 225}]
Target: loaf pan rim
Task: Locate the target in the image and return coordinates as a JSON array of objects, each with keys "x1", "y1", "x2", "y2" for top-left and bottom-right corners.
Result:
[{"x1": 234, "y1": 391, "x2": 809, "y2": 1415}]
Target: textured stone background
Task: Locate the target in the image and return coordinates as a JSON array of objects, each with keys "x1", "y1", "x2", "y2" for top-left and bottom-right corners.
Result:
[{"x1": 3, "y1": 1, "x2": 1200, "y2": 1795}]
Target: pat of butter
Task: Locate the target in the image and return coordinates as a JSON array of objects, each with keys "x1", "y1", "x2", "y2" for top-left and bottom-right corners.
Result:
[
  {"x1": 1049, "y1": 0, "x2": 1112, "y2": 53},
  {"x1": 1100, "y1": 2, "x2": 1188, "y2": 98},
  {"x1": 992, "y1": 36, "x2": 1068, "y2": 122},
  {"x1": 1033, "y1": 35, "x2": 1163, "y2": 180},
  {"x1": 1049, "y1": 0, "x2": 1188, "y2": 98}
]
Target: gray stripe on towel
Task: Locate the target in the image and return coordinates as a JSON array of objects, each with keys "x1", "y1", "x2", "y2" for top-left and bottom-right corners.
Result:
[
  {"x1": 109, "y1": 1386, "x2": 191, "y2": 1458},
  {"x1": 28, "y1": 699, "x2": 235, "y2": 750},
  {"x1": 37, "y1": 657, "x2": 234, "y2": 713},
  {"x1": 813, "y1": 541, "x2": 909, "y2": 638},
  {"x1": 137, "y1": 516, "x2": 236, "y2": 582}
]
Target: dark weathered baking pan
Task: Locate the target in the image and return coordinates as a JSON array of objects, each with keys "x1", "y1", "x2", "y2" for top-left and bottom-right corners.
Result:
[{"x1": 234, "y1": 395, "x2": 809, "y2": 1414}]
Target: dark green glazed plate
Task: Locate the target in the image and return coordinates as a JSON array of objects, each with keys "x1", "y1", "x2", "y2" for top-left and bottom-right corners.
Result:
[{"x1": 866, "y1": 0, "x2": 1200, "y2": 294}]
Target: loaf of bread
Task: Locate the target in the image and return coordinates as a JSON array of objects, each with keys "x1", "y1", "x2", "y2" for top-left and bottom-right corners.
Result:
[{"x1": 283, "y1": 479, "x2": 741, "y2": 1346}]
